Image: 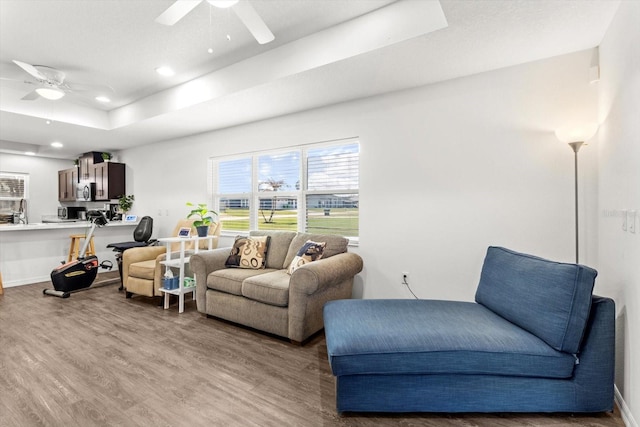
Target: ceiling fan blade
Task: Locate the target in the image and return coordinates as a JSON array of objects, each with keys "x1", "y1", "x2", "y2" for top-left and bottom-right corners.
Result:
[
  {"x1": 21, "y1": 90, "x2": 40, "y2": 101},
  {"x1": 155, "y1": 0, "x2": 203, "y2": 26},
  {"x1": 13, "y1": 60, "x2": 46, "y2": 81},
  {"x1": 65, "y1": 81, "x2": 115, "y2": 94},
  {"x1": 232, "y1": 1, "x2": 274, "y2": 44}
]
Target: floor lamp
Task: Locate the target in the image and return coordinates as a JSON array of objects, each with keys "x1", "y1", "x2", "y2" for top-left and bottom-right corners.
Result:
[{"x1": 555, "y1": 123, "x2": 599, "y2": 264}]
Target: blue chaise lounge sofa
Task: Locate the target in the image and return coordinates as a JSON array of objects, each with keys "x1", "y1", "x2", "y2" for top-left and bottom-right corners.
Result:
[{"x1": 323, "y1": 246, "x2": 615, "y2": 414}]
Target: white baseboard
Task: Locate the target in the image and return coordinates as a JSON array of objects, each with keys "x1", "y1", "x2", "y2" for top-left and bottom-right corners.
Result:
[{"x1": 616, "y1": 385, "x2": 638, "y2": 427}]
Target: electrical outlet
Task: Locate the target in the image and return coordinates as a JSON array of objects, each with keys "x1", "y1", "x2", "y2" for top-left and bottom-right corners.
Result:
[
  {"x1": 402, "y1": 272, "x2": 409, "y2": 285},
  {"x1": 157, "y1": 209, "x2": 162, "y2": 216}
]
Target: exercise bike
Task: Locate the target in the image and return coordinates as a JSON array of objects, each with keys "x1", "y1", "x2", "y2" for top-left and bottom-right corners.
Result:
[{"x1": 44, "y1": 210, "x2": 113, "y2": 298}]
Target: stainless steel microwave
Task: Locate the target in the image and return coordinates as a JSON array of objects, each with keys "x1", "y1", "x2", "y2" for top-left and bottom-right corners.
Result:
[
  {"x1": 76, "y1": 182, "x2": 96, "y2": 201},
  {"x1": 58, "y1": 206, "x2": 86, "y2": 219}
]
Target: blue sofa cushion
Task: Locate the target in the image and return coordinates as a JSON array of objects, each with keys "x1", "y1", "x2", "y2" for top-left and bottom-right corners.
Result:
[
  {"x1": 475, "y1": 247, "x2": 597, "y2": 354},
  {"x1": 324, "y1": 299, "x2": 576, "y2": 378}
]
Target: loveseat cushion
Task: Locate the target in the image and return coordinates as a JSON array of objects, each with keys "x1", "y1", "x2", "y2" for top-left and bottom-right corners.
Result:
[
  {"x1": 475, "y1": 246, "x2": 597, "y2": 354},
  {"x1": 324, "y1": 299, "x2": 576, "y2": 379},
  {"x1": 283, "y1": 233, "x2": 348, "y2": 269},
  {"x1": 242, "y1": 270, "x2": 291, "y2": 307},
  {"x1": 249, "y1": 230, "x2": 296, "y2": 269},
  {"x1": 207, "y1": 268, "x2": 278, "y2": 296}
]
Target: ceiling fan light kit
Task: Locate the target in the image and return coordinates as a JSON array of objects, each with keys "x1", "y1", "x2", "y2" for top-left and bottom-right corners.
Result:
[
  {"x1": 10, "y1": 59, "x2": 110, "y2": 102},
  {"x1": 35, "y1": 87, "x2": 65, "y2": 100}
]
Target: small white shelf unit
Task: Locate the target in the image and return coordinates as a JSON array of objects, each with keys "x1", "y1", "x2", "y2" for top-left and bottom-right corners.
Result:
[{"x1": 157, "y1": 235, "x2": 216, "y2": 313}]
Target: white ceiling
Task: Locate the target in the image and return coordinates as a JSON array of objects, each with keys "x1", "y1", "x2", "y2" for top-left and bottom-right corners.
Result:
[{"x1": 0, "y1": 0, "x2": 620, "y2": 160}]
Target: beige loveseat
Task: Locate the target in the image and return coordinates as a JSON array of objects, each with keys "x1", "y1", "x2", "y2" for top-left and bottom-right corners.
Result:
[{"x1": 190, "y1": 230, "x2": 363, "y2": 343}]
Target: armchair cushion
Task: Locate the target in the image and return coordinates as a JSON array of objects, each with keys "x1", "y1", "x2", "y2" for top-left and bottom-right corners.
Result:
[{"x1": 128, "y1": 259, "x2": 157, "y2": 280}]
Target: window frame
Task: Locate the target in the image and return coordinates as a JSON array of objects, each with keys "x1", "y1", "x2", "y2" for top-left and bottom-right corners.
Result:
[
  {"x1": 209, "y1": 138, "x2": 359, "y2": 243},
  {"x1": 0, "y1": 172, "x2": 30, "y2": 214}
]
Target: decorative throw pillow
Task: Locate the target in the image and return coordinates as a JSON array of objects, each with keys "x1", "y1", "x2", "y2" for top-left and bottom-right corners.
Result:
[
  {"x1": 238, "y1": 235, "x2": 270, "y2": 269},
  {"x1": 225, "y1": 236, "x2": 248, "y2": 268},
  {"x1": 287, "y1": 240, "x2": 326, "y2": 275},
  {"x1": 225, "y1": 236, "x2": 271, "y2": 269}
]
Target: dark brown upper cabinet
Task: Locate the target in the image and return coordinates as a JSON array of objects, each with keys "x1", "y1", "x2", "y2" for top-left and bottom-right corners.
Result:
[{"x1": 92, "y1": 162, "x2": 125, "y2": 201}]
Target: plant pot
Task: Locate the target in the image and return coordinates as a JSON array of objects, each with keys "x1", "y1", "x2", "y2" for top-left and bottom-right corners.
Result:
[{"x1": 195, "y1": 225, "x2": 209, "y2": 237}]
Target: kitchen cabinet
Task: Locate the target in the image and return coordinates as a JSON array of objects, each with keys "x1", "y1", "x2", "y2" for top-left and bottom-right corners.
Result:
[
  {"x1": 78, "y1": 151, "x2": 102, "y2": 181},
  {"x1": 92, "y1": 162, "x2": 125, "y2": 201},
  {"x1": 58, "y1": 168, "x2": 78, "y2": 201}
]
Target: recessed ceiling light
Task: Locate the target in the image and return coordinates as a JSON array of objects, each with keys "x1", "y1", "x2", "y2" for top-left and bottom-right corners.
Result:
[
  {"x1": 45, "y1": 119, "x2": 52, "y2": 125},
  {"x1": 25, "y1": 151, "x2": 36, "y2": 156},
  {"x1": 95, "y1": 96, "x2": 111, "y2": 103},
  {"x1": 51, "y1": 142, "x2": 63, "y2": 148},
  {"x1": 155, "y1": 66, "x2": 175, "y2": 77}
]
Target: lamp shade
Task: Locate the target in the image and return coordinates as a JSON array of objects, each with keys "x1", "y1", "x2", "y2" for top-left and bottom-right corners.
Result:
[
  {"x1": 36, "y1": 87, "x2": 65, "y2": 100},
  {"x1": 555, "y1": 123, "x2": 599, "y2": 143}
]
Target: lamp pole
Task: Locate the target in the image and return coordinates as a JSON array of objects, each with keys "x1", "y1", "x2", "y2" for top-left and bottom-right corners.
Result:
[
  {"x1": 555, "y1": 123, "x2": 597, "y2": 265},
  {"x1": 568, "y1": 141, "x2": 584, "y2": 264}
]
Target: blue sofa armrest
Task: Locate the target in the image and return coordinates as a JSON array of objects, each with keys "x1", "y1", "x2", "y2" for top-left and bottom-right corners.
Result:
[{"x1": 573, "y1": 295, "x2": 615, "y2": 411}]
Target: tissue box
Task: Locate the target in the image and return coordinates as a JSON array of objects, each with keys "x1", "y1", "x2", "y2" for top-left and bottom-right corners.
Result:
[{"x1": 163, "y1": 277, "x2": 179, "y2": 290}]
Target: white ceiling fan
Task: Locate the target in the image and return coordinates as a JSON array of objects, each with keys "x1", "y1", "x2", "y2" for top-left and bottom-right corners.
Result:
[
  {"x1": 155, "y1": 0, "x2": 274, "y2": 45},
  {"x1": 7, "y1": 60, "x2": 113, "y2": 102}
]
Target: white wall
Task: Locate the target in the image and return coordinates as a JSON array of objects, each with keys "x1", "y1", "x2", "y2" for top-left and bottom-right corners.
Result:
[
  {"x1": 598, "y1": 1, "x2": 640, "y2": 425},
  {"x1": 121, "y1": 49, "x2": 598, "y2": 302},
  {"x1": 0, "y1": 152, "x2": 72, "y2": 222}
]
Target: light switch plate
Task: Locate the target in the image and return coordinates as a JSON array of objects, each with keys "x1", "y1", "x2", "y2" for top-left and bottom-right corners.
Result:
[
  {"x1": 622, "y1": 210, "x2": 627, "y2": 231},
  {"x1": 629, "y1": 211, "x2": 636, "y2": 233}
]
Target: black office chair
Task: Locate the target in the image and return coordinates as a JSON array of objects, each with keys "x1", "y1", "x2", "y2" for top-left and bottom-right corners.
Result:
[{"x1": 107, "y1": 216, "x2": 155, "y2": 290}]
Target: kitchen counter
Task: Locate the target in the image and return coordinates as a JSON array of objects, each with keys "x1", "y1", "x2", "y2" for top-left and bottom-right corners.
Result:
[
  {"x1": 0, "y1": 221, "x2": 139, "y2": 288},
  {"x1": 0, "y1": 220, "x2": 137, "y2": 232}
]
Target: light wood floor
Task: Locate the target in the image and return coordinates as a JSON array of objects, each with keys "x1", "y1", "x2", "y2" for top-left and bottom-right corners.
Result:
[{"x1": 0, "y1": 273, "x2": 625, "y2": 427}]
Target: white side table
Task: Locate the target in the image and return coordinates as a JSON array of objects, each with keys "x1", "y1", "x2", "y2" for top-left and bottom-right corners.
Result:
[{"x1": 157, "y1": 235, "x2": 216, "y2": 313}]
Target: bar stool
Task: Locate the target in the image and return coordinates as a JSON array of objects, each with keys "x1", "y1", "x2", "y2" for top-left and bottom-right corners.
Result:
[{"x1": 68, "y1": 234, "x2": 96, "y2": 262}]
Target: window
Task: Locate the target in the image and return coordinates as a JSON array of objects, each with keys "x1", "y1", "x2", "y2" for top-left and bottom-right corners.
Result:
[
  {"x1": 0, "y1": 172, "x2": 29, "y2": 219},
  {"x1": 257, "y1": 151, "x2": 300, "y2": 231},
  {"x1": 211, "y1": 139, "x2": 359, "y2": 241},
  {"x1": 305, "y1": 144, "x2": 359, "y2": 237},
  {"x1": 217, "y1": 158, "x2": 251, "y2": 232}
]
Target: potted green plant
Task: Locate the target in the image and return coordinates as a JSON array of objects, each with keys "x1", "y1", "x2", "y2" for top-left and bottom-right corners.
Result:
[
  {"x1": 101, "y1": 152, "x2": 111, "y2": 162},
  {"x1": 118, "y1": 194, "x2": 134, "y2": 217},
  {"x1": 187, "y1": 202, "x2": 218, "y2": 237}
]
